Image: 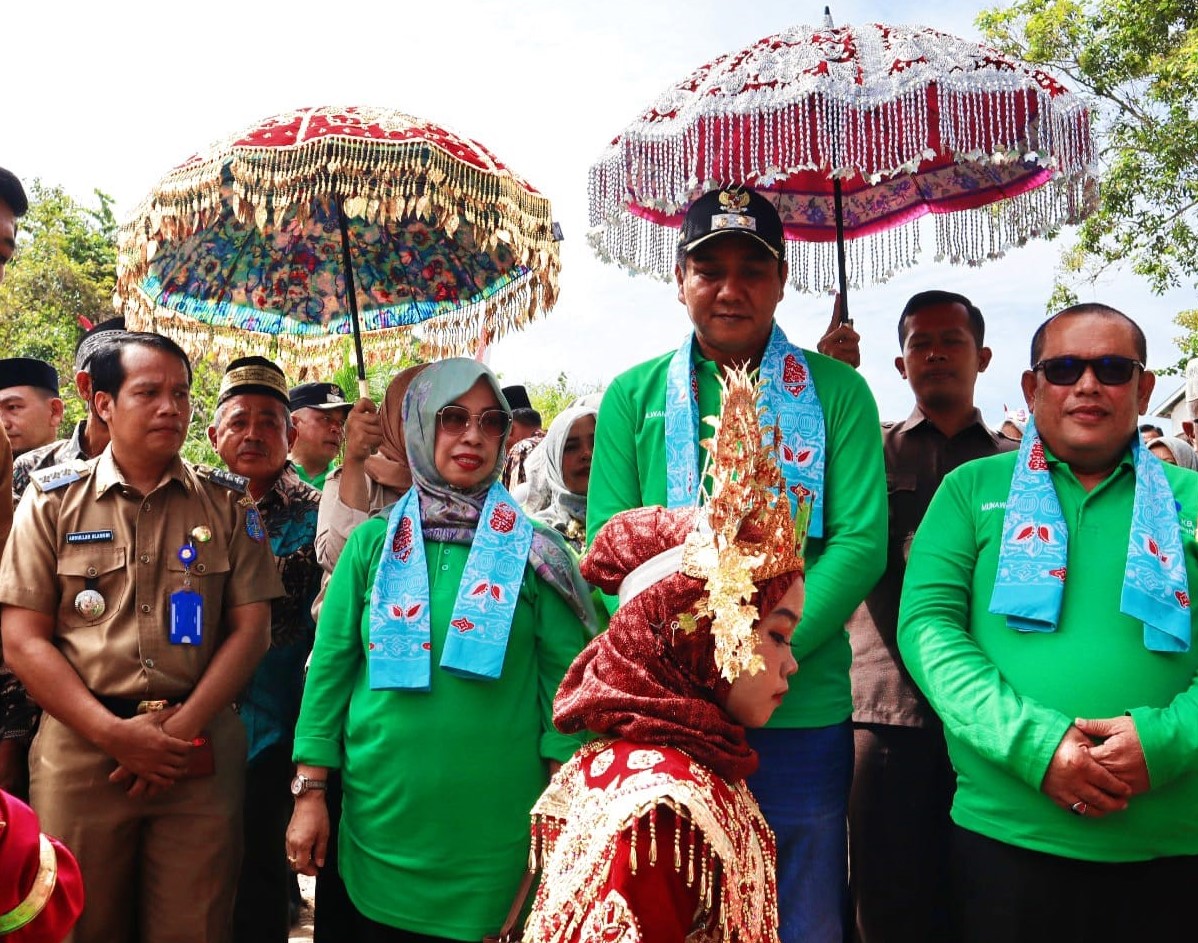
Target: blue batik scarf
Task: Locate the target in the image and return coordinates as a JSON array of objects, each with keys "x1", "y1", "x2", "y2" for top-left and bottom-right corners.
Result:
[
  {"x1": 990, "y1": 416, "x2": 1191, "y2": 652},
  {"x1": 367, "y1": 359, "x2": 599, "y2": 690},
  {"x1": 369, "y1": 482, "x2": 533, "y2": 689},
  {"x1": 664, "y1": 323, "x2": 827, "y2": 537}
]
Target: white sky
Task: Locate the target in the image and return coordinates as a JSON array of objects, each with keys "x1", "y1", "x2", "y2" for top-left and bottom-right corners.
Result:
[{"x1": 4, "y1": 0, "x2": 1191, "y2": 425}]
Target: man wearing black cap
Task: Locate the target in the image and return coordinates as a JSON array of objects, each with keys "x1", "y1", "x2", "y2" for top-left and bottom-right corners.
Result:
[
  {"x1": 0, "y1": 322, "x2": 129, "y2": 797},
  {"x1": 11, "y1": 319, "x2": 128, "y2": 502},
  {"x1": 288, "y1": 382, "x2": 351, "y2": 491},
  {"x1": 587, "y1": 187, "x2": 887, "y2": 943},
  {"x1": 0, "y1": 357, "x2": 63, "y2": 458},
  {"x1": 209, "y1": 357, "x2": 323, "y2": 943},
  {"x1": 499, "y1": 383, "x2": 545, "y2": 490}
]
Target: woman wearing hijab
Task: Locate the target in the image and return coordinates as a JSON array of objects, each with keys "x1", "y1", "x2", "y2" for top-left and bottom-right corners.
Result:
[
  {"x1": 1148, "y1": 435, "x2": 1198, "y2": 471},
  {"x1": 521, "y1": 405, "x2": 597, "y2": 553},
  {"x1": 315, "y1": 363, "x2": 430, "y2": 572},
  {"x1": 286, "y1": 359, "x2": 598, "y2": 942},
  {"x1": 523, "y1": 367, "x2": 807, "y2": 943}
]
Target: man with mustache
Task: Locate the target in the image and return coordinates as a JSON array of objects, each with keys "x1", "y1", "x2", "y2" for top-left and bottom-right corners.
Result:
[
  {"x1": 0, "y1": 333, "x2": 282, "y2": 943},
  {"x1": 208, "y1": 356, "x2": 323, "y2": 943},
  {"x1": 899, "y1": 304, "x2": 1198, "y2": 942}
]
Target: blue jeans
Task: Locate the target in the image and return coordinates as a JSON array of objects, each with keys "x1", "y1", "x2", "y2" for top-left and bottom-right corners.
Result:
[{"x1": 746, "y1": 722, "x2": 854, "y2": 943}]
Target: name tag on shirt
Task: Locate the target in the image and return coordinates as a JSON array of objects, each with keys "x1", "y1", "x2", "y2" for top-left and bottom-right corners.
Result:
[{"x1": 66, "y1": 530, "x2": 114, "y2": 544}]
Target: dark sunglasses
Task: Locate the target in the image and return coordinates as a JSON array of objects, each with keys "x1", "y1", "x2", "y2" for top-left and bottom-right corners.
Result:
[
  {"x1": 1032, "y1": 355, "x2": 1144, "y2": 386},
  {"x1": 436, "y1": 405, "x2": 511, "y2": 439}
]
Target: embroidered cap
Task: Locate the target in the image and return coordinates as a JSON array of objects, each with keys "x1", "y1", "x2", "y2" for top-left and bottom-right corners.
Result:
[
  {"x1": 288, "y1": 381, "x2": 350, "y2": 413},
  {"x1": 678, "y1": 187, "x2": 785, "y2": 260},
  {"x1": 218, "y1": 356, "x2": 290, "y2": 407}
]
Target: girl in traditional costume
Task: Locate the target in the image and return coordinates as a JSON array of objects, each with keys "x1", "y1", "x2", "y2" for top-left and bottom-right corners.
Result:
[
  {"x1": 523, "y1": 367, "x2": 808, "y2": 943},
  {"x1": 286, "y1": 358, "x2": 597, "y2": 942}
]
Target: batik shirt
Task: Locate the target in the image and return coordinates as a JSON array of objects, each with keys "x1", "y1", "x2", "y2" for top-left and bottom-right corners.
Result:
[{"x1": 238, "y1": 463, "x2": 323, "y2": 766}]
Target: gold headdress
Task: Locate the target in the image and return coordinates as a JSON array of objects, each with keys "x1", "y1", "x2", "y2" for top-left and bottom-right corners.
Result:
[{"x1": 679, "y1": 364, "x2": 810, "y2": 681}]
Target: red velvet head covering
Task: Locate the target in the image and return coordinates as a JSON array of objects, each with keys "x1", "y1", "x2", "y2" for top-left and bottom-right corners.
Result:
[
  {"x1": 556, "y1": 506, "x2": 796, "y2": 782},
  {"x1": 0, "y1": 790, "x2": 84, "y2": 943}
]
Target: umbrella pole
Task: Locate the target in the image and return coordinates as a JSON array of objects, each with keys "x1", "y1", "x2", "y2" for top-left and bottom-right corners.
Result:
[
  {"x1": 335, "y1": 197, "x2": 370, "y2": 399},
  {"x1": 832, "y1": 178, "x2": 850, "y2": 324}
]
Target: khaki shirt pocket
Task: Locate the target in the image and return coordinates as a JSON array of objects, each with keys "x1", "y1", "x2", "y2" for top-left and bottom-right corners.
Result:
[{"x1": 57, "y1": 547, "x2": 129, "y2": 628}]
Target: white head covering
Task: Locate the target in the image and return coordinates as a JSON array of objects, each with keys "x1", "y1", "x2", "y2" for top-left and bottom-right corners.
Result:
[
  {"x1": 1149, "y1": 436, "x2": 1198, "y2": 472},
  {"x1": 522, "y1": 405, "x2": 598, "y2": 546}
]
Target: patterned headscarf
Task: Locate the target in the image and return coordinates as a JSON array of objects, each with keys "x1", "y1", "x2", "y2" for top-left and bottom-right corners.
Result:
[
  {"x1": 363, "y1": 362, "x2": 429, "y2": 492},
  {"x1": 401, "y1": 359, "x2": 599, "y2": 631},
  {"x1": 555, "y1": 506, "x2": 796, "y2": 781},
  {"x1": 522, "y1": 405, "x2": 597, "y2": 547}
]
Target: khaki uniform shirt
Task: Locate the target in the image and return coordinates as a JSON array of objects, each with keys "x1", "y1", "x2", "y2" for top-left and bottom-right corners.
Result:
[
  {"x1": 849, "y1": 408, "x2": 1016, "y2": 726},
  {"x1": 0, "y1": 448, "x2": 283, "y2": 701}
]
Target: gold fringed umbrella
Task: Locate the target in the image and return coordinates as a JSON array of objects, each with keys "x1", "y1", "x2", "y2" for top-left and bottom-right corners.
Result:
[{"x1": 116, "y1": 105, "x2": 561, "y2": 384}]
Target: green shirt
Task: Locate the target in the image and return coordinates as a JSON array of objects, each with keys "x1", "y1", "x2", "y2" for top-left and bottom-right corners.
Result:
[
  {"x1": 293, "y1": 461, "x2": 333, "y2": 491},
  {"x1": 293, "y1": 517, "x2": 589, "y2": 936},
  {"x1": 587, "y1": 339, "x2": 887, "y2": 728},
  {"x1": 898, "y1": 447, "x2": 1198, "y2": 861}
]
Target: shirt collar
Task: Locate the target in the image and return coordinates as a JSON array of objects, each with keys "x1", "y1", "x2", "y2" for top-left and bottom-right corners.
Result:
[
  {"x1": 897, "y1": 405, "x2": 991, "y2": 437},
  {"x1": 93, "y1": 446, "x2": 191, "y2": 497}
]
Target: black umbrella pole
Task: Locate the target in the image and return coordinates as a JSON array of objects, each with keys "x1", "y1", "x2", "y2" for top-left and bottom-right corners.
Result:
[
  {"x1": 336, "y1": 199, "x2": 370, "y2": 399},
  {"x1": 832, "y1": 178, "x2": 850, "y2": 324}
]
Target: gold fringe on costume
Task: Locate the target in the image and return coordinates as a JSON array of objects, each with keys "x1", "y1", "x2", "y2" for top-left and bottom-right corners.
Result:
[{"x1": 524, "y1": 741, "x2": 779, "y2": 943}]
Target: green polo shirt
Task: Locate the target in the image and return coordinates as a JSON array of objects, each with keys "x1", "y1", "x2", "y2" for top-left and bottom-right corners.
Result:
[
  {"x1": 587, "y1": 337, "x2": 887, "y2": 729},
  {"x1": 898, "y1": 445, "x2": 1198, "y2": 861},
  {"x1": 294, "y1": 461, "x2": 334, "y2": 492}
]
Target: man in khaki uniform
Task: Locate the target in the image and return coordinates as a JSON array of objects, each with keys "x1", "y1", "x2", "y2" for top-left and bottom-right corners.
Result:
[{"x1": 0, "y1": 332, "x2": 283, "y2": 943}]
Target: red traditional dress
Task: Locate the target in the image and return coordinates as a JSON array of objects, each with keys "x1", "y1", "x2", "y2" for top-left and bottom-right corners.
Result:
[{"x1": 525, "y1": 739, "x2": 777, "y2": 942}]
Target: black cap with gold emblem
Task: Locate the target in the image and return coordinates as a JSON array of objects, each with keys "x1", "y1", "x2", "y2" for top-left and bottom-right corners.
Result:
[{"x1": 678, "y1": 187, "x2": 785, "y2": 260}]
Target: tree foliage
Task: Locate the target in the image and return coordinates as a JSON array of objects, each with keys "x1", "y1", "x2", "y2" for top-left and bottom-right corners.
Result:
[
  {"x1": 522, "y1": 372, "x2": 604, "y2": 427},
  {"x1": 978, "y1": 0, "x2": 1198, "y2": 370},
  {"x1": 0, "y1": 181, "x2": 119, "y2": 424}
]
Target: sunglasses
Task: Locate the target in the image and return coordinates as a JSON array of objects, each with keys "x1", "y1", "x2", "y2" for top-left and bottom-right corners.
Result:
[
  {"x1": 1032, "y1": 355, "x2": 1144, "y2": 386},
  {"x1": 436, "y1": 405, "x2": 511, "y2": 439}
]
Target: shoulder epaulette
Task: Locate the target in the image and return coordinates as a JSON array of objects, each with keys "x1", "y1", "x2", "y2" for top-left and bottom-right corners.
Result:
[
  {"x1": 29, "y1": 460, "x2": 92, "y2": 494},
  {"x1": 194, "y1": 464, "x2": 249, "y2": 494}
]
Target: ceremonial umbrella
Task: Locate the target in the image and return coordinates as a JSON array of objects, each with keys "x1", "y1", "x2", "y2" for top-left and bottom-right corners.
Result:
[
  {"x1": 116, "y1": 106, "x2": 561, "y2": 385},
  {"x1": 588, "y1": 12, "x2": 1096, "y2": 320}
]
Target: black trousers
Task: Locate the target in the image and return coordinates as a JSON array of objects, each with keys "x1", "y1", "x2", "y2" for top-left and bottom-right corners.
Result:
[
  {"x1": 314, "y1": 769, "x2": 357, "y2": 943},
  {"x1": 848, "y1": 722, "x2": 957, "y2": 943},
  {"x1": 952, "y1": 826, "x2": 1197, "y2": 943},
  {"x1": 351, "y1": 901, "x2": 456, "y2": 943},
  {"x1": 233, "y1": 743, "x2": 293, "y2": 943}
]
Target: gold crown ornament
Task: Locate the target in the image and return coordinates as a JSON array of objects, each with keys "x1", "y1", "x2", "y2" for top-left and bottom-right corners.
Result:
[{"x1": 680, "y1": 365, "x2": 809, "y2": 682}]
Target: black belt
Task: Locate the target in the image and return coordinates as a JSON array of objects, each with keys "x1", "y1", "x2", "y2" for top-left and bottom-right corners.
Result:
[{"x1": 93, "y1": 694, "x2": 187, "y2": 719}]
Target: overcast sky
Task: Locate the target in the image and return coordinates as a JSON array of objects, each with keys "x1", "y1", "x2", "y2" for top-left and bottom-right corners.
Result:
[{"x1": 4, "y1": 0, "x2": 1190, "y2": 425}]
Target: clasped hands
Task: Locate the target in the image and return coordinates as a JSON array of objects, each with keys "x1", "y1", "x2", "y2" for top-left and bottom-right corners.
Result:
[
  {"x1": 1041, "y1": 716, "x2": 1150, "y2": 819},
  {"x1": 102, "y1": 705, "x2": 197, "y2": 799}
]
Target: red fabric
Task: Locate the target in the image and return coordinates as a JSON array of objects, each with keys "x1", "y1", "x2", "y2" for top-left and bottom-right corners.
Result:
[
  {"x1": 0, "y1": 790, "x2": 84, "y2": 943},
  {"x1": 559, "y1": 507, "x2": 795, "y2": 782},
  {"x1": 604, "y1": 808, "x2": 702, "y2": 942}
]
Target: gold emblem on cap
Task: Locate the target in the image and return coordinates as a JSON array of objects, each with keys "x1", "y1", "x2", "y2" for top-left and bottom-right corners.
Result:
[{"x1": 719, "y1": 189, "x2": 751, "y2": 211}]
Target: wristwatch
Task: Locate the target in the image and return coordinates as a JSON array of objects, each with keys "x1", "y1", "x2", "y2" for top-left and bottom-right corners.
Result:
[{"x1": 290, "y1": 773, "x2": 328, "y2": 797}]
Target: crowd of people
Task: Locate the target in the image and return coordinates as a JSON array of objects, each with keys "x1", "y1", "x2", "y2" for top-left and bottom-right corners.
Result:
[{"x1": 0, "y1": 153, "x2": 1195, "y2": 943}]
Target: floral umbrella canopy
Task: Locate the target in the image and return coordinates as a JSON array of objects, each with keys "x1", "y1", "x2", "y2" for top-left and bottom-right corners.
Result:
[
  {"x1": 117, "y1": 106, "x2": 561, "y2": 377},
  {"x1": 588, "y1": 17, "x2": 1096, "y2": 312}
]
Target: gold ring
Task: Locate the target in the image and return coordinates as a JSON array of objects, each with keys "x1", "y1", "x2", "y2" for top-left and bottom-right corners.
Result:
[{"x1": 287, "y1": 855, "x2": 299, "y2": 866}]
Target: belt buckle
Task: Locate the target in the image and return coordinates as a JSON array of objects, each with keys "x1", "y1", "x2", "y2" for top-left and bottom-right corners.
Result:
[{"x1": 137, "y1": 699, "x2": 168, "y2": 714}]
